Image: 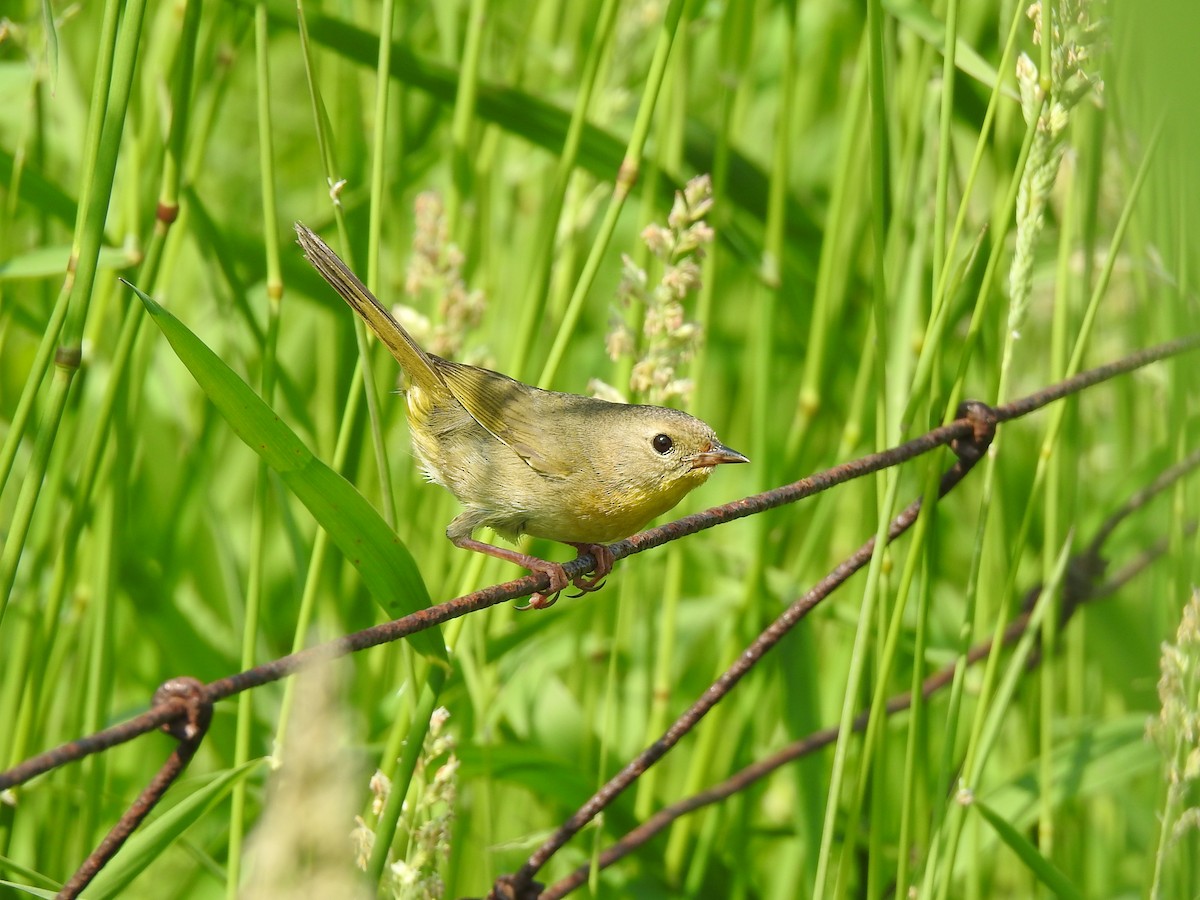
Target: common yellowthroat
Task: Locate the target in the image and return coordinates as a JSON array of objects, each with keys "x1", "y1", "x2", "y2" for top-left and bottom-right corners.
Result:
[{"x1": 295, "y1": 223, "x2": 747, "y2": 608}]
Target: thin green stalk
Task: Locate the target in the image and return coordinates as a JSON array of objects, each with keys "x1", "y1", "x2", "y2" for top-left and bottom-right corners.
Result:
[
  {"x1": 633, "y1": 551, "x2": 683, "y2": 819},
  {"x1": 367, "y1": 0, "x2": 398, "y2": 294},
  {"x1": 895, "y1": 555, "x2": 934, "y2": 895},
  {"x1": 813, "y1": 474, "x2": 905, "y2": 900},
  {"x1": 956, "y1": 537, "x2": 1074, "y2": 869},
  {"x1": 679, "y1": 21, "x2": 791, "y2": 872},
  {"x1": 537, "y1": 0, "x2": 688, "y2": 387},
  {"x1": 905, "y1": 1, "x2": 1025, "y2": 415},
  {"x1": 77, "y1": 416, "x2": 126, "y2": 866},
  {"x1": 296, "y1": 0, "x2": 397, "y2": 529},
  {"x1": 592, "y1": 563, "x2": 637, "y2": 891},
  {"x1": 161, "y1": 0, "x2": 203, "y2": 218},
  {"x1": 6, "y1": 0, "x2": 204, "y2": 773},
  {"x1": 815, "y1": 4, "x2": 894, "y2": 893},
  {"x1": 1039, "y1": 150, "x2": 1079, "y2": 862},
  {"x1": 0, "y1": 363, "x2": 73, "y2": 633},
  {"x1": 627, "y1": 2, "x2": 707, "y2": 849},
  {"x1": 275, "y1": 0, "x2": 415, "y2": 755},
  {"x1": 0, "y1": 630, "x2": 41, "y2": 793},
  {"x1": 916, "y1": 489, "x2": 990, "y2": 895},
  {"x1": 273, "y1": 362, "x2": 368, "y2": 751},
  {"x1": 929, "y1": 121, "x2": 1162, "y2": 899},
  {"x1": 752, "y1": 0, "x2": 795, "y2": 485},
  {"x1": 445, "y1": 0, "x2": 488, "y2": 234},
  {"x1": 366, "y1": 667, "x2": 447, "y2": 885},
  {"x1": 510, "y1": 0, "x2": 621, "y2": 377},
  {"x1": 227, "y1": 411, "x2": 278, "y2": 896},
  {"x1": 675, "y1": 659, "x2": 769, "y2": 892},
  {"x1": 942, "y1": 97, "x2": 1043, "y2": 416},
  {"x1": 791, "y1": 38, "x2": 868, "y2": 453},
  {"x1": 787, "y1": 307, "x2": 877, "y2": 580},
  {"x1": 836, "y1": 459, "x2": 944, "y2": 889},
  {"x1": 227, "y1": 4, "x2": 285, "y2": 892},
  {"x1": 930, "y1": 0, "x2": 1025, "y2": 321},
  {"x1": 663, "y1": 617, "x2": 738, "y2": 878},
  {"x1": 691, "y1": 0, "x2": 754, "y2": 408},
  {"x1": 7, "y1": 304, "x2": 136, "y2": 768},
  {"x1": 0, "y1": 0, "x2": 121, "y2": 494},
  {"x1": 0, "y1": 0, "x2": 147, "y2": 625},
  {"x1": 931, "y1": 0, "x2": 958, "y2": 289}
]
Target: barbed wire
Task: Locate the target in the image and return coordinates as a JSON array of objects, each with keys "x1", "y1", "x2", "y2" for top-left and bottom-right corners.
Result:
[
  {"x1": 537, "y1": 451, "x2": 1200, "y2": 900},
  {"x1": 2, "y1": 334, "x2": 1197, "y2": 899}
]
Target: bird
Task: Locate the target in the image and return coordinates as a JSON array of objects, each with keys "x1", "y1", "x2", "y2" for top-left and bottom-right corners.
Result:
[{"x1": 295, "y1": 222, "x2": 748, "y2": 608}]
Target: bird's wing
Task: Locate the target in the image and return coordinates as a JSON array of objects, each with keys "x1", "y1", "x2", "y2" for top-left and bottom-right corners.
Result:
[{"x1": 436, "y1": 361, "x2": 576, "y2": 478}]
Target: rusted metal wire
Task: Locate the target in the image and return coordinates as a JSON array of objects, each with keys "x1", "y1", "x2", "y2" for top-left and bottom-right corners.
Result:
[
  {"x1": 57, "y1": 678, "x2": 212, "y2": 899},
  {"x1": 0, "y1": 335, "x2": 1196, "y2": 898},
  {"x1": 995, "y1": 334, "x2": 1200, "y2": 423},
  {"x1": 0, "y1": 581, "x2": 524, "y2": 791},
  {"x1": 487, "y1": 401, "x2": 1000, "y2": 900},
  {"x1": 538, "y1": 449, "x2": 1200, "y2": 899},
  {"x1": 0, "y1": 402, "x2": 992, "y2": 796}
]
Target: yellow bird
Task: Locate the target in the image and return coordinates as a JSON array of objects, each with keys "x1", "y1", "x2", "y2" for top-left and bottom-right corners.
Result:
[{"x1": 295, "y1": 223, "x2": 747, "y2": 608}]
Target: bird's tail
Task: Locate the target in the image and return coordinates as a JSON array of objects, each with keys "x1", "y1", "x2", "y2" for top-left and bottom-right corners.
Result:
[{"x1": 295, "y1": 222, "x2": 443, "y2": 393}]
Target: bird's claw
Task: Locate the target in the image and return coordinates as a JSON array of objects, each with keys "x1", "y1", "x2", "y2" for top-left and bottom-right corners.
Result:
[
  {"x1": 517, "y1": 563, "x2": 570, "y2": 611},
  {"x1": 518, "y1": 588, "x2": 563, "y2": 610},
  {"x1": 515, "y1": 544, "x2": 614, "y2": 610},
  {"x1": 564, "y1": 543, "x2": 614, "y2": 598},
  {"x1": 567, "y1": 576, "x2": 607, "y2": 598}
]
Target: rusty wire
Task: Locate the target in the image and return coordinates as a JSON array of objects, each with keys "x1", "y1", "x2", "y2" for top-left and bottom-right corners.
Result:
[
  {"x1": 487, "y1": 336, "x2": 1200, "y2": 899},
  {"x1": 487, "y1": 403, "x2": 996, "y2": 900},
  {"x1": 537, "y1": 452, "x2": 1200, "y2": 900},
  {"x1": 55, "y1": 679, "x2": 212, "y2": 900},
  {"x1": 1, "y1": 335, "x2": 1197, "y2": 898}
]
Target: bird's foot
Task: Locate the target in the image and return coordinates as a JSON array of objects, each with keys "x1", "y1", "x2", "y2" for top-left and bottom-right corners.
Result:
[
  {"x1": 450, "y1": 534, "x2": 572, "y2": 610},
  {"x1": 448, "y1": 534, "x2": 612, "y2": 610},
  {"x1": 566, "y1": 543, "x2": 615, "y2": 597}
]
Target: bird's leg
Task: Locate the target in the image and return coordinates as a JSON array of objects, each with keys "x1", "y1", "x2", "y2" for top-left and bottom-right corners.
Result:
[
  {"x1": 565, "y1": 542, "x2": 615, "y2": 596},
  {"x1": 450, "y1": 536, "x2": 569, "y2": 609}
]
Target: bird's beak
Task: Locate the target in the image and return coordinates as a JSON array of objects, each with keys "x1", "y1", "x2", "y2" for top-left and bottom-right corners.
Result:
[{"x1": 689, "y1": 440, "x2": 750, "y2": 470}]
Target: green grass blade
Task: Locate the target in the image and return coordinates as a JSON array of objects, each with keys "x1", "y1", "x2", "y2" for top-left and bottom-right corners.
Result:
[
  {"x1": 883, "y1": 0, "x2": 1016, "y2": 97},
  {"x1": 978, "y1": 716, "x2": 1158, "y2": 835},
  {"x1": 0, "y1": 148, "x2": 77, "y2": 226},
  {"x1": 127, "y1": 281, "x2": 443, "y2": 661},
  {"x1": 38, "y1": 0, "x2": 59, "y2": 94},
  {"x1": 0, "y1": 245, "x2": 134, "y2": 280},
  {"x1": 224, "y1": 0, "x2": 822, "y2": 286},
  {"x1": 0, "y1": 881, "x2": 56, "y2": 899},
  {"x1": 971, "y1": 796, "x2": 1083, "y2": 900}
]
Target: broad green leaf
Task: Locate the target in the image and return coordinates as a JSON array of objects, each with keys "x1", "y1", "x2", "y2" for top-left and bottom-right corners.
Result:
[
  {"x1": 129, "y1": 281, "x2": 444, "y2": 661},
  {"x1": 979, "y1": 715, "x2": 1159, "y2": 829},
  {"x1": 86, "y1": 759, "x2": 266, "y2": 899}
]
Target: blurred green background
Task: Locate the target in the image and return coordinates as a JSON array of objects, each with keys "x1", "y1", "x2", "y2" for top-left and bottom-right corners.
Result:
[{"x1": 1, "y1": 0, "x2": 1198, "y2": 897}]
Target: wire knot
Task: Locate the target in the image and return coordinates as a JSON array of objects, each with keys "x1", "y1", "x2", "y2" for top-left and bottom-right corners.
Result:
[
  {"x1": 486, "y1": 873, "x2": 544, "y2": 900},
  {"x1": 951, "y1": 400, "x2": 998, "y2": 463},
  {"x1": 153, "y1": 677, "x2": 212, "y2": 743}
]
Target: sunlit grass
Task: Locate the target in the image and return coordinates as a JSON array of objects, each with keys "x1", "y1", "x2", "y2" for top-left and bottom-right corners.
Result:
[{"x1": 1, "y1": 0, "x2": 1198, "y2": 897}]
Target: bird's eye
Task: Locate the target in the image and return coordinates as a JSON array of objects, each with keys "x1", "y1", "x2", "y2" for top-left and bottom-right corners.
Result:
[{"x1": 652, "y1": 433, "x2": 674, "y2": 455}]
